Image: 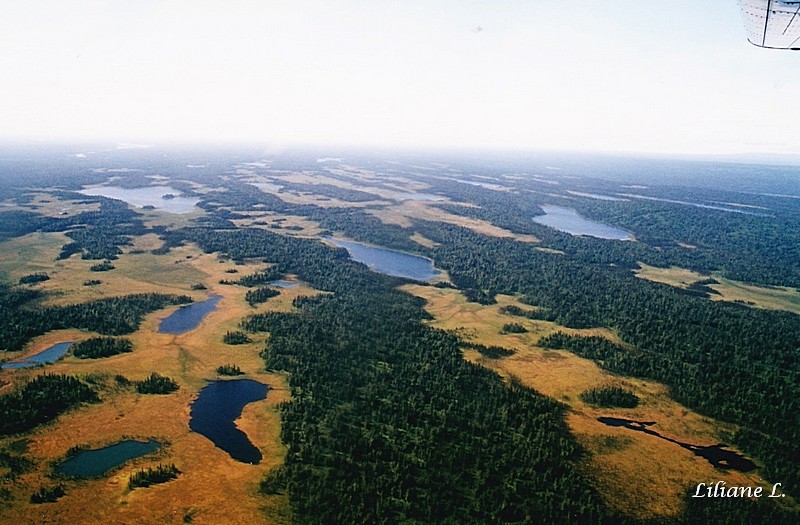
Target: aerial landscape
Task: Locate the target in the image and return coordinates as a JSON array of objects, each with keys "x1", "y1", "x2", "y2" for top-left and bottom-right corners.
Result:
[{"x1": 1, "y1": 1, "x2": 799, "y2": 524}]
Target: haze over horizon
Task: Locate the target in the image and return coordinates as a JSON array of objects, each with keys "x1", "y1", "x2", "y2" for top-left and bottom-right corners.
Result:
[{"x1": 3, "y1": 1, "x2": 800, "y2": 157}]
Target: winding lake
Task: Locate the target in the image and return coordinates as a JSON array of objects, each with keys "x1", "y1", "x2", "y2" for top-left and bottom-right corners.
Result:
[
  {"x1": 1, "y1": 342, "x2": 74, "y2": 369},
  {"x1": 56, "y1": 439, "x2": 161, "y2": 478},
  {"x1": 79, "y1": 185, "x2": 199, "y2": 214},
  {"x1": 158, "y1": 295, "x2": 221, "y2": 334},
  {"x1": 189, "y1": 379, "x2": 268, "y2": 464},
  {"x1": 597, "y1": 417, "x2": 756, "y2": 472},
  {"x1": 533, "y1": 205, "x2": 632, "y2": 240},
  {"x1": 325, "y1": 237, "x2": 439, "y2": 281}
]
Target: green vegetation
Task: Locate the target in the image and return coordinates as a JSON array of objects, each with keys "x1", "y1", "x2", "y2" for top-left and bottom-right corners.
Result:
[
  {"x1": 135, "y1": 373, "x2": 179, "y2": 395},
  {"x1": 89, "y1": 260, "x2": 115, "y2": 272},
  {"x1": 0, "y1": 374, "x2": 98, "y2": 436},
  {"x1": 462, "y1": 342, "x2": 515, "y2": 359},
  {"x1": 50, "y1": 199, "x2": 147, "y2": 260},
  {"x1": 216, "y1": 364, "x2": 244, "y2": 376},
  {"x1": 183, "y1": 227, "x2": 611, "y2": 524},
  {"x1": 0, "y1": 288, "x2": 191, "y2": 351},
  {"x1": 18, "y1": 273, "x2": 49, "y2": 285},
  {"x1": 72, "y1": 337, "x2": 133, "y2": 359},
  {"x1": 499, "y1": 304, "x2": 549, "y2": 320},
  {"x1": 500, "y1": 322, "x2": 527, "y2": 334},
  {"x1": 30, "y1": 484, "x2": 66, "y2": 503},
  {"x1": 0, "y1": 442, "x2": 33, "y2": 480},
  {"x1": 222, "y1": 330, "x2": 251, "y2": 345},
  {"x1": 232, "y1": 268, "x2": 284, "y2": 287},
  {"x1": 423, "y1": 223, "x2": 800, "y2": 500},
  {"x1": 579, "y1": 385, "x2": 640, "y2": 408},
  {"x1": 128, "y1": 463, "x2": 180, "y2": 489},
  {"x1": 190, "y1": 282, "x2": 207, "y2": 290},
  {"x1": 82, "y1": 279, "x2": 102, "y2": 286},
  {"x1": 3, "y1": 150, "x2": 800, "y2": 522},
  {"x1": 259, "y1": 465, "x2": 288, "y2": 495},
  {"x1": 244, "y1": 286, "x2": 280, "y2": 306}
]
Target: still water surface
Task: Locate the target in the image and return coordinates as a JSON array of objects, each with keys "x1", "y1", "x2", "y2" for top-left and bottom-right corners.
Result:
[
  {"x1": 533, "y1": 205, "x2": 632, "y2": 240},
  {"x1": 56, "y1": 439, "x2": 161, "y2": 478},
  {"x1": 189, "y1": 379, "x2": 268, "y2": 464},
  {"x1": 158, "y1": 295, "x2": 221, "y2": 334},
  {"x1": 325, "y1": 237, "x2": 439, "y2": 281},
  {"x1": 1, "y1": 342, "x2": 74, "y2": 369},
  {"x1": 79, "y1": 185, "x2": 199, "y2": 213}
]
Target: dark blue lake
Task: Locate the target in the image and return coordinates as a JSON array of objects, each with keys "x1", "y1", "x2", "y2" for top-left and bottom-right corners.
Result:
[
  {"x1": 1, "y1": 342, "x2": 74, "y2": 369},
  {"x1": 189, "y1": 379, "x2": 268, "y2": 464},
  {"x1": 158, "y1": 295, "x2": 221, "y2": 334},
  {"x1": 533, "y1": 205, "x2": 632, "y2": 241},
  {"x1": 56, "y1": 439, "x2": 161, "y2": 478},
  {"x1": 325, "y1": 237, "x2": 439, "y2": 281}
]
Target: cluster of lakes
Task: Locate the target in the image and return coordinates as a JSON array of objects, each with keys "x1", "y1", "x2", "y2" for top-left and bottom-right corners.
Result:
[
  {"x1": 15, "y1": 241, "x2": 435, "y2": 472},
  {"x1": 324, "y1": 237, "x2": 440, "y2": 281},
  {"x1": 155, "y1": 298, "x2": 269, "y2": 463},
  {"x1": 79, "y1": 185, "x2": 199, "y2": 214},
  {"x1": 2, "y1": 294, "x2": 227, "y2": 369},
  {"x1": 533, "y1": 205, "x2": 633, "y2": 241}
]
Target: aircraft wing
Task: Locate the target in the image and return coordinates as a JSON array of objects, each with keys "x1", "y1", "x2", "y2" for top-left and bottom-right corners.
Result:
[{"x1": 740, "y1": 0, "x2": 800, "y2": 49}]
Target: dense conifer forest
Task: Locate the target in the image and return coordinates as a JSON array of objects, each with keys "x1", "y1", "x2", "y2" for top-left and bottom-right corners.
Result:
[
  {"x1": 184, "y1": 227, "x2": 613, "y2": 524},
  {"x1": 1, "y1": 148, "x2": 798, "y2": 523},
  {"x1": 71, "y1": 337, "x2": 133, "y2": 359},
  {"x1": 0, "y1": 288, "x2": 191, "y2": 351},
  {"x1": 0, "y1": 375, "x2": 98, "y2": 436}
]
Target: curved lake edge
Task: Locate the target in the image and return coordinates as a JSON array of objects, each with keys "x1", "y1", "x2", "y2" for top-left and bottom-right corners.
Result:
[
  {"x1": 189, "y1": 379, "x2": 269, "y2": 464},
  {"x1": 1, "y1": 341, "x2": 75, "y2": 369},
  {"x1": 158, "y1": 294, "x2": 222, "y2": 335},
  {"x1": 55, "y1": 438, "x2": 162, "y2": 478},
  {"x1": 533, "y1": 205, "x2": 634, "y2": 241},
  {"x1": 79, "y1": 184, "x2": 200, "y2": 214},
  {"x1": 322, "y1": 236, "x2": 441, "y2": 282}
]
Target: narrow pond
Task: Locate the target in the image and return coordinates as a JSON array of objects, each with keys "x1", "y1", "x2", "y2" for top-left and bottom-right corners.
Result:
[
  {"x1": 533, "y1": 205, "x2": 633, "y2": 240},
  {"x1": 189, "y1": 379, "x2": 268, "y2": 464},
  {"x1": 158, "y1": 295, "x2": 221, "y2": 335},
  {"x1": 392, "y1": 192, "x2": 446, "y2": 202},
  {"x1": 56, "y1": 439, "x2": 161, "y2": 478},
  {"x1": 324, "y1": 237, "x2": 440, "y2": 281},
  {"x1": 597, "y1": 417, "x2": 756, "y2": 472},
  {"x1": 1, "y1": 342, "x2": 74, "y2": 369},
  {"x1": 79, "y1": 185, "x2": 199, "y2": 214},
  {"x1": 269, "y1": 280, "x2": 299, "y2": 289}
]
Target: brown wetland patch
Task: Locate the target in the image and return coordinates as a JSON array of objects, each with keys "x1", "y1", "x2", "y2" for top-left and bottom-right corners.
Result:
[{"x1": 403, "y1": 284, "x2": 774, "y2": 520}]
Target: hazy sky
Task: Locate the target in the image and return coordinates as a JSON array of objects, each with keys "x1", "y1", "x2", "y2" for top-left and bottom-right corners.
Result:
[{"x1": 2, "y1": 1, "x2": 799, "y2": 155}]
